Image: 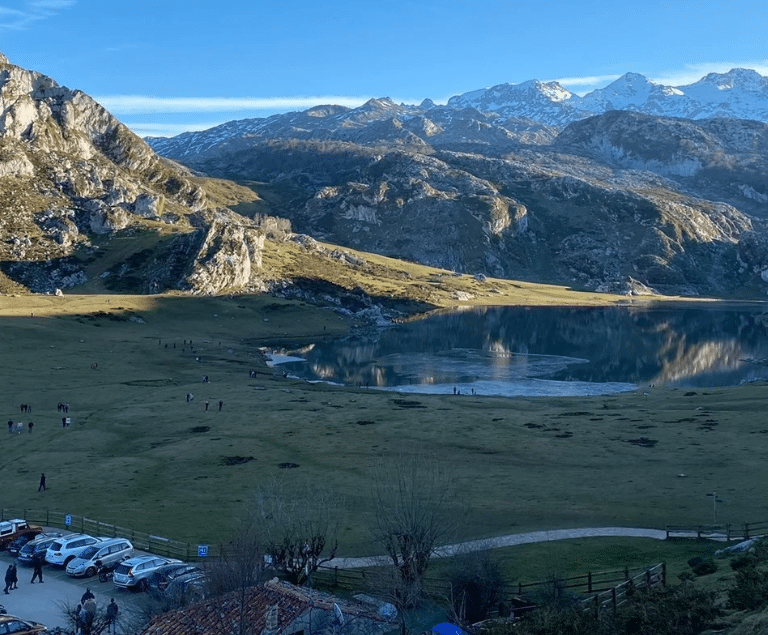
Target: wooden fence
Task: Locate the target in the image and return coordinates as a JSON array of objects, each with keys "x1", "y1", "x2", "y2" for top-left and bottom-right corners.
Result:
[
  {"x1": 580, "y1": 563, "x2": 665, "y2": 615},
  {"x1": 665, "y1": 520, "x2": 768, "y2": 541},
  {"x1": 0, "y1": 508, "x2": 220, "y2": 561},
  {"x1": 315, "y1": 561, "x2": 665, "y2": 619}
]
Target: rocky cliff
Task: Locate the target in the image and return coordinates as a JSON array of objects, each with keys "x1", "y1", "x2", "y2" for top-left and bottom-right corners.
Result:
[{"x1": 0, "y1": 52, "x2": 283, "y2": 295}]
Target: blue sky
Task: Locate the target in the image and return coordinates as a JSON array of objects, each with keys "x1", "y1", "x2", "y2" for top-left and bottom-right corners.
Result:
[{"x1": 1, "y1": 0, "x2": 767, "y2": 137}]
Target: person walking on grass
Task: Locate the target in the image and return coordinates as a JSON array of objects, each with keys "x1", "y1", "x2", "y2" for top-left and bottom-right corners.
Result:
[{"x1": 38, "y1": 473, "x2": 46, "y2": 492}]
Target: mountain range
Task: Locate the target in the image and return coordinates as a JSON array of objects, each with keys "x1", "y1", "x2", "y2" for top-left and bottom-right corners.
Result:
[
  {"x1": 144, "y1": 68, "x2": 768, "y2": 299},
  {"x1": 148, "y1": 68, "x2": 768, "y2": 161},
  {"x1": 1, "y1": 48, "x2": 768, "y2": 303}
]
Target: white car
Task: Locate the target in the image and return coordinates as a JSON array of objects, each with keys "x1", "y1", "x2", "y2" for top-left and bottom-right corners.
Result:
[
  {"x1": 113, "y1": 555, "x2": 181, "y2": 590},
  {"x1": 45, "y1": 534, "x2": 103, "y2": 566}
]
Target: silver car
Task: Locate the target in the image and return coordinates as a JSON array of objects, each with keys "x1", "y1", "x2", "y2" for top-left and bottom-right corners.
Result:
[{"x1": 113, "y1": 555, "x2": 181, "y2": 590}]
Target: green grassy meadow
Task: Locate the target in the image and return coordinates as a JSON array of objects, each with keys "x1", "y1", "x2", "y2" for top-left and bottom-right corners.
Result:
[{"x1": 1, "y1": 291, "x2": 767, "y2": 572}]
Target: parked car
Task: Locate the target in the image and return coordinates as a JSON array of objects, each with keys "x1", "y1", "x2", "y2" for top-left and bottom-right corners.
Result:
[
  {"x1": 45, "y1": 534, "x2": 103, "y2": 566},
  {"x1": 113, "y1": 555, "x2": 181, "y2": 590},
  {"x1": 0, "y1": 614, "x2": 46, "y2": 634},
  {"x1": 146, "y1": 563, "x2": 202, "y2": 594},
  {"x1": 164, "y1": 570, "x2": 207, "y2": 604},
  {"x1": 66, "y1": 538, "x2": 133, "y2": 577},
  {"x1": 17, "y1": 533, "x2": 63, "y2": 566},
  {"x1": 0, "y1": 520, "x2": 43, "y2": 551},
  {"x1": 6, "y1": 534, "x2": 37, "y2": 557}
]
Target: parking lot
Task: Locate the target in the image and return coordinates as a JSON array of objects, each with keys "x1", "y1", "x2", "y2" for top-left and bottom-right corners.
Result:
[{"x1": 0, "y1": 551, "x2": 147, "y2": 633}]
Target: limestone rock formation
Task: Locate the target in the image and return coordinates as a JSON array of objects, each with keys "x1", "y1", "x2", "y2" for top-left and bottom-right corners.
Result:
[{"x1": 0, "y1": 51, "x2": 273, "y2": 295}]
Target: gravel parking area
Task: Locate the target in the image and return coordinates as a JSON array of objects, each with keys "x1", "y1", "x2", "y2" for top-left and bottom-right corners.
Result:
[{"x1": 0, "y1": 552, "x2": 145, "y2": 632}]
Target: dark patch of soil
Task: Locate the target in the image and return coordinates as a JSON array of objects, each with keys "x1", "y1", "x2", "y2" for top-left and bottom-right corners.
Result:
[
  {"x1": 188, "y1": 426, "x2": 210, "y2": 433},
  {"x1": 278, "y1": 462, "x2": 300, "y2": 469},
  {"x1": 392, "y1": 399, "x2": 425, "y2": 409},
  {"x1": 524, "y1": 423, "x2": 545, "y2": 429},
  {"x1": 627, "y1": 437, "x2": 658, "y2": 448},
  {"x1": 555, "y1": 432, "x2": 573, "y2": 438},
  {"x1": 684, "y1": 391, "x2": 698, "y2": 396},
  {"x1": 356, "y1": 420, "x2": 375, "y2": 425},
  {"x1": 558, "y1": 411, "x2": 593, "y2": 417},
  {"x1": 221, "y1": 456, "x2": 254, "y2": 465},
  {"x1": 123, "y1": 379, "x2": 176, "y2": 387}
]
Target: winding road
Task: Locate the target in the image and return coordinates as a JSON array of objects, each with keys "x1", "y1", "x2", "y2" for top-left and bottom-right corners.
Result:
[{"x1": 326, "y1": 526, "x2": 726, "y2": 569}]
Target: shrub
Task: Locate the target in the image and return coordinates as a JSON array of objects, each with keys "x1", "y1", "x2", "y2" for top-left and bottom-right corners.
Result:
[
  {"x1": 728, "y1": 565, "x2": 768, "y2": 611},
  {"x1": 691, "y1": 558, "x2": 718, "y2": 576},
  {"x1": 730, "y1": 553, "x2": 758, "y2": 571}
]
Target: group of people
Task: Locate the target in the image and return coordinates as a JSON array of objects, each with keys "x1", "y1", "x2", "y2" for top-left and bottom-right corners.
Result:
[
  {"x1": 4, "y1": 556, "x2": 46, "y2": 593},
  {"x1": 6, "y1": 419, "x2": 31, "y2": 433},
  {"x1": 74, "y1": 588, "x2": 119, "y2": 634},
  {"x1": 3, "y1": 563, "x2": 17, "y2": 594}
]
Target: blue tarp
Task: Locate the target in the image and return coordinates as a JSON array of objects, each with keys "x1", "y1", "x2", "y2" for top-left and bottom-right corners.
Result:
[{"x1": 431, "y1": 623, "x2": 469, "y2": 635}]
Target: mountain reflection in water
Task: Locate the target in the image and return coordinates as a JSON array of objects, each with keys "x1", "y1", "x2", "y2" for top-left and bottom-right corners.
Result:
[{"x1": 271, "y1": 306, "x2": 768, "y2": 397}]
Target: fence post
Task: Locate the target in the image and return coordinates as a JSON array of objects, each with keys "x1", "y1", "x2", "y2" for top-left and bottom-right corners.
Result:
[
  {"x1": 744, "y1": 523, "x2": 750, "y2": 539},
  {"x1": 662, "y1": 563, "x2": 666, "y2": 587},
  {"x1": 697, "y1": 526, "x2": 702, "y2": 539},
  {"x1": 587, "y1": 572, "x2": 592, "y2": 593},
  {"x1": 46, "y1": 510, "x2": 49, "y2": 525},
  {"x1": 727, "y1": 524, "x2": 731, "y2": 542},
  {"x1": 645, "y1": 569, "x2": 651, "y2": 587},
  {"x1": 624, "y1": 566, "x2": 629, "y2": 581}
]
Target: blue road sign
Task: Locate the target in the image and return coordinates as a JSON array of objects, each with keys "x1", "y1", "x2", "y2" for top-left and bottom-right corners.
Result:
[{"x1": 197, "y1": 545, "x2": 208, "y2": 557}]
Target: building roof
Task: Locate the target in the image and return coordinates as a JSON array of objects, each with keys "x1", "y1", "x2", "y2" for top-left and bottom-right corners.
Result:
[{"x1": 141, "y1": 578, "x2": 392, "y2": 635}]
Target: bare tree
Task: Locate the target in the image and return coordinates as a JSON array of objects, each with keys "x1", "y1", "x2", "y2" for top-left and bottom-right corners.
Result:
[
  {"x1": 446, "y1": 547, "x2": 505, "y2": 624},
  {"x1": 254, "y1": 476, "x2": 340, "y2": 586},
  {"x1": 368, "y1": 454, "x2": 460, "y2": 611}
]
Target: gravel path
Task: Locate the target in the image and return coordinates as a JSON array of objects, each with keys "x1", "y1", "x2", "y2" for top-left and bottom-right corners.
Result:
[{"x1": 326, "y1": 526, "x2": 670, "y2": 569}]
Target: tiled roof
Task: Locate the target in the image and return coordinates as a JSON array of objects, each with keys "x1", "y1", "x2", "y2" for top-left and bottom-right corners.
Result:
[{"x1": 141, "y1": 578, "x2": 390, "y2": 635}]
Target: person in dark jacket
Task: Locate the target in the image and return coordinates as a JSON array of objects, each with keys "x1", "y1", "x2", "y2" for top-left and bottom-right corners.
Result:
[
  {"x1": 106, "y1": 598, "x2": 118, "y2": 633},
  {"x1": 10, "y1": 564, "x2": 17, "y2": 589},
  {"x1": 3, "y1": 564, "x2": 12, "y2": 594},
  {"x1": 30, "y1": 554, "x2": 44, "y2": 583}
]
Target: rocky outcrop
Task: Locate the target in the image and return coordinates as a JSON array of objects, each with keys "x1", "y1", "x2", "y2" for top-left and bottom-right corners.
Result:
[
  {"x1": 184, "y1": 220, "x2": 267, "y2": 294},
  {"x1": 0, "y1": 51, "x2": 277, "y2": 296}
]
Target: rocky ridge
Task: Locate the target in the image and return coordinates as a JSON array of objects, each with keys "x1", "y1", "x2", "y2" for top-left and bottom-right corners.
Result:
[
  {"x1": 147, "y1": 102, "x2": 768, "y2": 297},
  {"x1": 0, "y1": 51, "x2": 296, "y2": 296}
]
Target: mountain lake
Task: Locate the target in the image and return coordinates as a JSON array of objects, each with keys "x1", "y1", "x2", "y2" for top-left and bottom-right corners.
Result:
[{"x1": 268, "y1": 304, "x2": 768, "y2": 397}]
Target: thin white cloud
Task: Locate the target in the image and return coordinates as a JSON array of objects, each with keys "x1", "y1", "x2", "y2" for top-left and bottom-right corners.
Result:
[
  {"x1": 127, "y1": 122, "x2": 229, "y2": 138},
  {"x1": 0, "y1": 0, "x2": 74, "y2": 29},
  {"x1": 650, "y1": 60, "x2": 768, "y2": 86},
  {"x1": 95, "y1": 95, "x2": 376, "y2": 115},
  {"x1": 553, "y1": 74, "x2": 622, "y2": 87}
]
